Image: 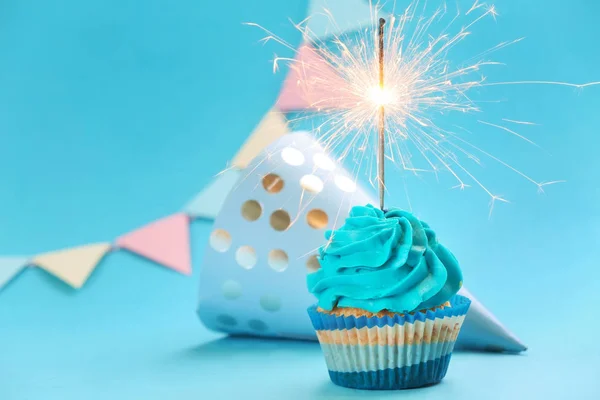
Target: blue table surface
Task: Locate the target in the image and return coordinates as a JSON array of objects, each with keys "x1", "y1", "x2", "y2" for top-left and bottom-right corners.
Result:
[
  {"x1": 1, "y1": 0, "x2": 600, "y2": 399},
  {"x1": 1, "y1": 222, "x2": 599, "y2": 400}
]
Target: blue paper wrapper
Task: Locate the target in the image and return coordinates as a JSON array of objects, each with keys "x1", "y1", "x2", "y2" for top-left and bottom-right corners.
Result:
[{"x1": 307, "y1": 295, "x2": 471, "y2": 390}]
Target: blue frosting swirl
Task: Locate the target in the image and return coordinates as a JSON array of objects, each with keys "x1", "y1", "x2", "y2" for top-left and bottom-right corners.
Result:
[{"x1": 307, "y1": 204, "x2": 463, "y2": 314}]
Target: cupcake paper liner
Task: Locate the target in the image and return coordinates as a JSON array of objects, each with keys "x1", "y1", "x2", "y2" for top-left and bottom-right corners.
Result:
[{"x1": 307, "y1": 295, "x2": 471, "y2": 390}]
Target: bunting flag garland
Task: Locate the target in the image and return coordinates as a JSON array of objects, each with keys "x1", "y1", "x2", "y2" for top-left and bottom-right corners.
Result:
[
  {"x1": 304, "y1": 0, "x2": 384, "y2": 40},
  {"x1": 0, "y1": 213, "x2": 192, "y2": 291},
  {"x1": 1, "y1": 109, "x2": 287, "y2": 290},
  {"x1": 116, "y1": 213, "x2": 191, "y2": 275},
  {"x1": 33, "y1": 243, "x2": 112, "y2": 289},
  {"x1": 0, "y1": 257, "x2": 29, "y2": 290}
]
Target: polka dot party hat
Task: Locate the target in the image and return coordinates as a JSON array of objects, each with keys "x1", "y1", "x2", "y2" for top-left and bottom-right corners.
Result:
[{"x1": 198, "y1": 131, "x2": 526, "y2": 352}]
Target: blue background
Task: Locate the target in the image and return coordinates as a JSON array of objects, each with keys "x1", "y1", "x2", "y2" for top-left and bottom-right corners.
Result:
[{"x1": 1, "y1": 0, "x2": 599, "y2": 399}]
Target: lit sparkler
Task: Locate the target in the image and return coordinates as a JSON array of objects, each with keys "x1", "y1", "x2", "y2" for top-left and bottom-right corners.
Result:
[
  {"x1": 246, "y1": 0, "x2": 600, "y2": 216},
  {"x1": 377, "y1": 17, "x2": 386, "y2": 210}
]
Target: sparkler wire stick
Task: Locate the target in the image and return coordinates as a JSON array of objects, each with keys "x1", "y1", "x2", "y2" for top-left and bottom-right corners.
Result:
[{"x1": 378, "y1": 17, "x2": 386, "y2": 211}]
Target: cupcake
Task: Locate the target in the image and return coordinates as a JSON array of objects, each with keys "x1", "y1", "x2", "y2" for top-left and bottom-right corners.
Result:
[{"x1": 307, "y1": 204, "x2": 470, "y2": 390}]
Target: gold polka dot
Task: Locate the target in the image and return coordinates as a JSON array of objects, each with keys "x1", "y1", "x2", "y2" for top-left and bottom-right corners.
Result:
[
  {"x1": 241, "y1": 200, "x2": 262, "y2": 221},
  {"x1": 270, "y1": 209, "x2": 291, "y2": 231},
  {"x1": 262, "y1": 173, "x2": 284, "y2": 194},
  {"x1": 307, "y1": 209, "x2": 329, "y2": 229}
]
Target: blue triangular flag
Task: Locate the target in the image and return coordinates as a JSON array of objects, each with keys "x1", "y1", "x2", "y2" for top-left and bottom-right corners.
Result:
[
  {"x1": 305, "y1": 0, "x2": 384, "y2": 40},
  {"x1": 184, "y1": 169, "x2": 241, "y2": 220},
  {"x1": 0, "y1": 257, "x2": 29, "y2": 290}
]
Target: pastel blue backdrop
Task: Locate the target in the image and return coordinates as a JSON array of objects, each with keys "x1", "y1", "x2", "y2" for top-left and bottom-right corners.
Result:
[{"x1": 0, "y1": 0, "x2": 599, "y2": 399}]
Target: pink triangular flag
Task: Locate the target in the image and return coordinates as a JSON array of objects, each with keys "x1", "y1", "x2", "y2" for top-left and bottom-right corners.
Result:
[
  {"x1": 276, "y1": 44, "x2": 349, "y2": 112},
  {"x1": 116, "y1": 214, "x2": 191, "y2": 275}
]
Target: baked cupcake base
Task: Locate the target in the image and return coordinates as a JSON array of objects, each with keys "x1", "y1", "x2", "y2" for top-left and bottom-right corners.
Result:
[{"x1": 307, "y1": 295, "x2": 471, "y2": 390}]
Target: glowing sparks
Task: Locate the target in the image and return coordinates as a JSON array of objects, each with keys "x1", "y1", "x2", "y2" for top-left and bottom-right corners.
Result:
[
  {"x1": 368, "y1": 86, "x2": 395, "y2": 107},
  {"x1": 247, "y1": 0, "x2": 600, "y2": 215}
]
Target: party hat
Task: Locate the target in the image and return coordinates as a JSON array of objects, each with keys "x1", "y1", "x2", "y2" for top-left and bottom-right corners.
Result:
[{"x1": 198, "y1": 131, "x2": 526, "y2": 352}]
